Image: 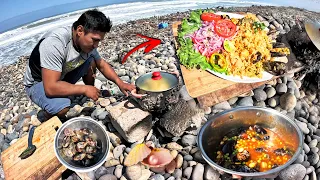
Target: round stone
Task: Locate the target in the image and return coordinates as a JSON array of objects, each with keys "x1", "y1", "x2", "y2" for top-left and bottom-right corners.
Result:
[
  {"x1": 266, "y1": 87, "x2": 276, "y2": 98},
  {"x1": 253, "y1": 89, "x2": 267, "y2": 101},
  {"x1": 276, "y1": 83, "x2": 288, "y2": 94},
  {"x1": 278, "y1": 164, "x2": 306, "y2": 180},
  {"x1": 280, "y1": 93, "x2": 297, "y2": 111},
  {"x1": 126, "y1": 165, "x2": 142, "y2": 180}
]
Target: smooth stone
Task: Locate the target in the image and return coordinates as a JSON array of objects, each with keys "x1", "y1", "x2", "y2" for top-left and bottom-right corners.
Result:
[
  {"x1": 309, "y1": 139, "x2": 318, "y2": 148},
  {"x1": 98, "y1": 111, "x2": 109, "y2": 121},
  {"x1": 237, "y1": 97, "x2": 253, "y2": 106},
  {"x1": 295, "y1": 154, "x2": 304, "y2": 164},
  {"x1": 266, "y1": 87, "x2": 276, "y2": 98},
  {"x1": 104, "y1": 159, "x2": 120, "y2": 168},
  {"x1": 280, "y1": 93, "x2": 297, "y2": 111},
  {"x1": 278, "y1": 164, "x2": 306, "y2": 180},
  {"x1": 126, "y1": 164, "x2": 142, "y2": 180},
  {"x1": 113, "y1": 145, "x2": 126, "y2": 159},
  {"x1": 95, "y1": 166, "x2": 110, "y2": 179},
  {"x1": 295, "y1": 88, "x2": 301, "y2": 99},
  {"x1": 167, "y1": 142, "x2": 183, "y2": 151},
  {"x1": 188, "y1": 161, "x2": 197, "y2": 167},
  {"x1": 175, "y1": 154, "x2": 183, "y2": 168},
  {"x1": 306, "y1": 166, "x2": 315, "y2": 174},
  {"x1": 173, "y1": 169, "x2": 182, "y2": 179},
  {"x1": 99, "y1": 174, "x2": 117, "y2": 180},
  {"x1": 308, "y1": 153, "x2": 319, "y2": 165},
  {"x1": 166, "y1": 177, "x2": 175, "y2": 180},
  {"x1": 138, "y1": 169, "x2": 152, "y2": 180},
  {"x1": 184, "y1": 155, "x2": 193, "y2": 161},
  {"x1": 193, "y1": 151, "x2": 206, "y2": 163},
  {"x1": 276, "y1": 83, "x2": 287, "y2": 94},
  {"x1": 213, "y1": 101, "x2": 231, "y2": 110},
  {"x1": 295, "y1": 121, "x2": 310, "y2": 134},
  {"x1": 228, "y1": 97, "x2": 238, "y2": 105},
  {"x1": 191, "y1": 163, "x2": 204, "y2": 180},
  {"x1": 304, "y1": 143, "x2": 311, "y2": 154},
  {"x1": 181, "y1": 135, "x2": 197, "y2": 146},
  {"x1": 268, "y1": 98, "x2": 277, "y2": 107},
  {"x1": 204, "y1": 164, "x2": 220, "y2": 180},
  {"x1": 254, "y1": 101, "x2": 266, "y2": 107},
  {"x1": 149, "y1": 174, "x2": 165, "y2": 180},
  {"x1": 183, "y1": 167, "x2": 193, "y2": 179},
  {"x1": 253, "y1": 89, "x2": 267, "y2": 101}
]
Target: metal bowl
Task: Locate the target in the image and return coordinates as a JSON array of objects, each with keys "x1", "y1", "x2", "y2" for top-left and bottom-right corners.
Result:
[
  {"x1": 198, "y1": 107, "x2": 303, "y2": 178},
  {"x1": 54, "y1": 117, "x2": 110, "y2": 172}
]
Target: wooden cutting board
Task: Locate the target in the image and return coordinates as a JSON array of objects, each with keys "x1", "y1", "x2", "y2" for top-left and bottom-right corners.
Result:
[
  {"x1": 172, "y1": 21, "x2": 274, "y2": 107},
  {"x1": 1, "y1": 116, "x2": 66, "y2": 180}
]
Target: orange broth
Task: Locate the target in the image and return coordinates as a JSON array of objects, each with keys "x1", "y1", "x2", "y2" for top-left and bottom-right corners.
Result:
[{"x1": 216, "y1": 126, "x2": 294, "y2": 172}]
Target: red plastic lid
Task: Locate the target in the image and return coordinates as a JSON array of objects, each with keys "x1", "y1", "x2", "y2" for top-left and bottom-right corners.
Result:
[{"x1": 152, "y1": 72, "x2": 162, "y2": 80}]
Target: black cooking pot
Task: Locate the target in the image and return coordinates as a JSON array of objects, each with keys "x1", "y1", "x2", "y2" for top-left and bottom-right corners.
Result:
[{"x1": 130, "y1": 71, "x2": 180, "y2": 113}]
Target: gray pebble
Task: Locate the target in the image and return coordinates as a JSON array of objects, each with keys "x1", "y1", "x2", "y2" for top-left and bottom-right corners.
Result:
[
  {"x1": 149, "y1": 174, "x2": 165, "y2": 180},
  {"x1": 308, "y1": 153, "x2": 319, "y2": 165},
  {"x1": 295, "y1": 154, "x2": 304, "y2": 164},
  {"x1": 95, "y1": 166, "x2": 110, "y2": 179},
  {"x1": 181, "y1": 135, "x2": 197, "y2": 146},
  {"x1": 166, "y1": 177, "x2": 175, "y2": 180},
  {"x1": 204, "y1": 164, "x2": 220, "y2": 180},
  {"x1": 214, "y1": 101, "x2": 231, "y2": 110},
  {"x1": 302, "y1": 161, "x2": 310, "y2": 168},
  {"x1": 184, "y1": 155, "x2": 193, "y2": 161},
  {"x1": 309, "y1": 139, "x2": 318, "y2": 148},
  {"x1": 306, "y1": 166, "x2": 315, "y2": 174},
  {"x1": 268, "y1": 98, "x2": 277, "y2": 107},
  {"x1": 163, "y1": 173, "x2": 171, "y2": 179},
  {"x1": 295, "y1": 121, "x2": 310, "y2": 134},
  {"x1": 254, "y1": 101, "x2": 266, "y2": 107},
  {"x1": 237, "y1": 97, "x2": 253, "y2": 106},
  {"x1": 113, "y1": 145, "x2": 126, "y2": 159},
  {"x1": 173, "y1": 169, "x2": 182, "y2": 179},
  {"x1": 276, "y1": 83, "x2": 287, "y2": 94},
  {"x1": 304, "y1": 143, "x2": 311, "y2": 154},
  {"x1": 253, "y1": 89, "x2": 267, "y2": 101},
  {"x1": 266, "y1": 87, "x2": 276, "y2": 98},
  {"x1": 114, "y1": 165, "x2": 123, "y2": 179},
  {"x1": 278, "y1": 164, "x2": 306, "y2": 180},
  {"x1": 280, "y1": 93, "x2": 297, "y2": 111},
  {"x1": 183, "y1": 167, "x2": 193, "y2": 179},
  {"x1": 98, "y1": 174, "x2": 117, "y2": 180},
  {"x1": 228, "y1": 97, "x2": 238, "y2": 105},
  {"x1": 191, "y1": 163, "x2": 204, "y2": 180},
  {"x1": 183, "y1": 160, "x2": 188, "y2": 169},
  {"x1": 311, "y1": 147, "x2": 319, "y2": 154}
]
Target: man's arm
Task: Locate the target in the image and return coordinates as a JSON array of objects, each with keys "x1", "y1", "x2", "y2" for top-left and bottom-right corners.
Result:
[
  {"x1": 95, "y1": 59, "x2": 135, "y2": 96},
  {"x1": 42, "y1": 68, "x2": 100, "y2": 100},
  {"x1": 42, "y1": 68, "x2": 86, "y2": 97}
]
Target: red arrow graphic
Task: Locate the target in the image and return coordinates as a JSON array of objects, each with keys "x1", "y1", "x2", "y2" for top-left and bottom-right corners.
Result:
[{"x1": 121, "y1": 34, "x2": 161, "y2": 64}]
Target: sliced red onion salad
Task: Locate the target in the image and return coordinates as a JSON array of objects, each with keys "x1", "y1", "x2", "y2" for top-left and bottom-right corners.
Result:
[{"x1": 189, "y1": 21, "x2": 237, "y2": 59}]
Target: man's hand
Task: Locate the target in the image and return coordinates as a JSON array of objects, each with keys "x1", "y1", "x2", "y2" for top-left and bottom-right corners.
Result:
[
  {"x1": 117, "y1": 81, "x2": 136, "y2": 96},
  {"x1": 84, "y1": 85, "x2": 100, "y2": 101}
]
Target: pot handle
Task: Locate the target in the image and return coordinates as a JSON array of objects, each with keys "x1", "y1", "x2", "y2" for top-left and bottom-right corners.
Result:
[{"x1": 129, "y1": 89, "x2": 147, "y2": 99}]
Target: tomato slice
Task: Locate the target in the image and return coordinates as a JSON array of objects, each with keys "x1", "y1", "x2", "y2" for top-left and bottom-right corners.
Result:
[
  {"x1": 201, "y1": 12, "x2": 222, "y2": 22},
  {"x1": 214, "y1": 19, "x2": 237, "y2": 38}
]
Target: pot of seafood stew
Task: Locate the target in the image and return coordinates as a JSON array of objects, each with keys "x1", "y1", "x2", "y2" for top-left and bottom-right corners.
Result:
[
  {"x1": 54, "y1": 117, "x2": 110, "y2": 172},
  {"x1": 130, "y1": 71, "x2": 180, "y2": 113},
  {"x1": 198, "y1": 107, "x2": 303, "y2": 178}
]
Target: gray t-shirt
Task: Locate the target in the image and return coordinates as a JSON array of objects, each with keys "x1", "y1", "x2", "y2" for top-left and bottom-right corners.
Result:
[{"x1": 23, "y1": 26, "x2": 101, "y2": 87}]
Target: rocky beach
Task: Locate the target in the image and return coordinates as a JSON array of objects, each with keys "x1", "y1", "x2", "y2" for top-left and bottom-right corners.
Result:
[{"x1": 1, "y1": 5, "x2": 320, "y2": 180}]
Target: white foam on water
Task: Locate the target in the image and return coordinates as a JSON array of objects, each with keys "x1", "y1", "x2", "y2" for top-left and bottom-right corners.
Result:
[{"x1": 0, "y1": 0, "x2": 317, "y2": 65}]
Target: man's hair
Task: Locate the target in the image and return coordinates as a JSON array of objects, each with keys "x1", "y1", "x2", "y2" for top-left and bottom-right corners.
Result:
[{"x1": 73, "y1": 9, "x2": 112, "y2": 33}]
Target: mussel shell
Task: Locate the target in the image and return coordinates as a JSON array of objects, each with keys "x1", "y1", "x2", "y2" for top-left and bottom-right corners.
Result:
[
  {"x1": 62, "y1": 136, "x2": 71, "y2": 148},
  {"x1": 254, "y1": 125, "x2": 267, "y2": 135},
  {"x1": 221, "y1": 140, "x2": 236, "y2": 154},
  {"x1": 73, "y1": 153, "x2": 86, "y2": 161},
  {"x1": 63, "y1": 128, "x2": 75, "y2": 136}
]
